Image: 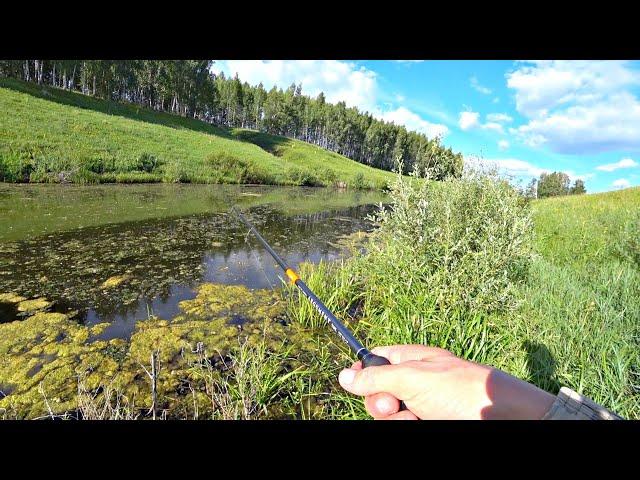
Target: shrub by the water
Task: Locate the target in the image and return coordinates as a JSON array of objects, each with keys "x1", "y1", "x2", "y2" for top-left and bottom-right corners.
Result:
[
  {"x1": 287, "y1": 168, "x2": 534, "y2": 365},
  {"x1": 284, "y1": 166, "x2": 322, "y2": 187},
  {"x1": 286, "y1": 174, "x2": 640, "y2": 419},
  {"x1": 371, "y1": 168, "x2": 533, "y2": 314},
  {"x1": 0, "y1": 150, "x2": 33, "y2": 182}
]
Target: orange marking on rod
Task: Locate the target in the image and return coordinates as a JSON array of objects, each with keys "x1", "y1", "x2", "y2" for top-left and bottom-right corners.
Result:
[{"x1": 285, "y1": 268, "x2": 300, "y2": 283}]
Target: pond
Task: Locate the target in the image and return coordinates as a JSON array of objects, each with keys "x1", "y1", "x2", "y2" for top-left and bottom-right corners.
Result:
[
  {"x1": 0, "y1": 184, "x2": 386, "y2": 335},
  {"x1": 0, "y1": 184, "x2": 387, "y2": 418}
]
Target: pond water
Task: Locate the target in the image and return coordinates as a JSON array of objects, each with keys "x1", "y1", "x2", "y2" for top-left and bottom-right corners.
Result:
[{"x1": 0, "y1": 184, "x2": 386, "y2": 340}]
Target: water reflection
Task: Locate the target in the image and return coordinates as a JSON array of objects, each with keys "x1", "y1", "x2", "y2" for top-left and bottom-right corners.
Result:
[{"x1": 1, "y1": 196, "x2": 381, "y2": 339}]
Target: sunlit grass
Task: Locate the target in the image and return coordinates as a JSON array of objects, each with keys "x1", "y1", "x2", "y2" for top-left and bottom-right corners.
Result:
[
  {"x1": 284, "y1": 175, "x2": 640, "y2": 419},
  {"x1": 0, "y1": 78, "x2": 396, "y2": 189}
]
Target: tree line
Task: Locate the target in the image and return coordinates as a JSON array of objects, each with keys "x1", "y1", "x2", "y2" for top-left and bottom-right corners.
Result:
[
  {"x1": 525, "y1": 171, "x2": 586, "y2": 199},
  {"x1": 0, "y1": 60, "x2": 463, "y2": 179}
]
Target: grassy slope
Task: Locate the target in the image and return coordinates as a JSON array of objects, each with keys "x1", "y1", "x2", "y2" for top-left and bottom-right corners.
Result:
[
  {"x1": 0, "y1": 78, "x2": 395, "y2": 189},
  {"x1": 493, "y1": 188, "x2": 640, "y2": 418}
]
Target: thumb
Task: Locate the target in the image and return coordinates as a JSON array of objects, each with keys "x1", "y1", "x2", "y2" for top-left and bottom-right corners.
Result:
[{"x1": 338, "y1": 363, "x2": 414, "y2": 399}]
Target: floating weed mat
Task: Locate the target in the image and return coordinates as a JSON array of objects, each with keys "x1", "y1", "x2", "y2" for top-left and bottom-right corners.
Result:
[
  {"x1": 0, "y1": 205, "x2": 378, "y2": 325},
  {"x1": 0, "y1": 214, "x2": 232, "y2": 319},
  {"x1": 0, "y1": 282, "x2": 338, "y2": 419}
]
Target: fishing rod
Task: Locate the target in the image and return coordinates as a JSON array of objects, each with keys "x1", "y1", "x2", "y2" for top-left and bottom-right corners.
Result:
[{"x1": 231, "y1": 206, "x2": 394, "y2": 370}]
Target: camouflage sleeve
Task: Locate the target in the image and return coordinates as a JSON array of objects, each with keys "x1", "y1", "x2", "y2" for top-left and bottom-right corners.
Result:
[{"x1": 541, "y1": 387, "x2": 624, "y2": 420}]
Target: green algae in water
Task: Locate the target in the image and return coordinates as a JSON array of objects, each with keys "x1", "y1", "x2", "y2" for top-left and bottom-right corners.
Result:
[
  {"x1": 0, "y1": 184, "x2": 387, "y2": 243},
  {"x1": 0, "y1": 284, "x2": 334, "y2": 419},
  {"x1": 0, "y1": 203, "x2": 380, "y2": 333}
]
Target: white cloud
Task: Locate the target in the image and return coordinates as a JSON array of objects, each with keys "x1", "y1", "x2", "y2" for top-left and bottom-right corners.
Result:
[
  {"x1": 595, "y1": 157, "x2": 638, "y2": 172},
  {"x1": 485, "y1": 158, "x2": 548, "y2": 177},
  {"x1": 486, "y1": 113, "x2": 513, "y2": 123},
  {"x1": 465, "y1": 156, "x2": 548, "y2": 178},
  {"x1": 470, "y1": 76, "x2": 492, "y2": 95},
  {"x1": 459, "y1": 110, "x2": 505, "y2": 134},
  {"x1": 211, "y1": 60, "x2": 447, "y2": 139},
  {"x1": 498, "y1": 140, "x2": 510, "y2": 151},
  {"x1": 379, "y1": 107, "x2": 449, "y2": 139},
  {"x1": 483, "y1": 122, "x2": 504, "y2": 134},
  {"x1": 492, "y1": 97, "x2": 500, "y2": 104},
  {"x1": 566, "y1": 171, "x2": 596, "y2": 183},
  {"x1": 613, "y1": 178, "x2": 631, "y2": 189},
  {"x1": 212, "y1": 60, "x2": 379, "y2": 113},
  {"x1": 506, "y1": 61, "x2": 640, "y2": 154},
  {"x1": 459, "y1": 111, "x2": 480, "y2": 130}
]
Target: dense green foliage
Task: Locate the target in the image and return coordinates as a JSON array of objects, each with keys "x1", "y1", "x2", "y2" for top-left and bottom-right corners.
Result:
[
  {"x1": 0, "y1": 78, "x2": 395, "y2": 189},
  {"x1": 0, "y1": 60, "x2": 462, "y2": 178},
  {"x1": 534, "y1": 171, "x2": 587, "y2": 198},
  {"x1": 286, "y1": 176, "x2": 640, "y2": 419}
]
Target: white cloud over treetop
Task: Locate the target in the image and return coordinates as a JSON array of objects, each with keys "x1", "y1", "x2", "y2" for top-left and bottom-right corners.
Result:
[
  {"x1": 379, "y1": 107, "x2": 449, "y2": 139},
  {"x1": 596, "y1": 158, "x2": 638, "y2": 172},
  {"x1": 212, "y1": 60, "x2": 448, "y2": 139},
  {"x1": 506, "y1": 61, "x2": 640, "y2": 154},
  {"x1": 212, "y1": 60, "x2": 380, "y2": 113}
]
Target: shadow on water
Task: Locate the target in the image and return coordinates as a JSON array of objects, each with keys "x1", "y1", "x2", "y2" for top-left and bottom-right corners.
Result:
[
  {"x1": 0, "y1": 187, "x2": 383, "y2": 340},
  {"x1": 522, "y1": 340, "x2": 561, "y2": 395}
]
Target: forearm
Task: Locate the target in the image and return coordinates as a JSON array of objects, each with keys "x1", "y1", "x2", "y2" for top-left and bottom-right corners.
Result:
[
  {"x1": 481, "y1": 367, "x2": 556, "y2": 420},
  {"x1": 483, "y1": 367, "x2": 623, "y2": 420}
]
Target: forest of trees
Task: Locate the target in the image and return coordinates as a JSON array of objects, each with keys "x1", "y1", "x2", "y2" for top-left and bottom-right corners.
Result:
[{"x1": 0, "y1": 60, "x2": 463, "y2": 179}]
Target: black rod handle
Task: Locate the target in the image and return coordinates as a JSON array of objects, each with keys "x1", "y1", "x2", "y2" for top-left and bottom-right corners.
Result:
[
  {"x1": 361, "y1": 352, "x2": 392, "y2": 368},
  {"x1": 360, "y1": 351, "x2": 408, "y2": 412}
]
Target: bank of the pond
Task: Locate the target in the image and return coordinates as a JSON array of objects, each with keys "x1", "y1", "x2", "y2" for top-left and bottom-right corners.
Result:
[{"x1": 0, "y1": 283, "x2": 350, "y2": 419}]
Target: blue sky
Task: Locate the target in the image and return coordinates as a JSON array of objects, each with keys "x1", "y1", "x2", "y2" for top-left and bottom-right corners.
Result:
[{"x1": 212, "y1": 60, "x2": 640, "y2": 193}]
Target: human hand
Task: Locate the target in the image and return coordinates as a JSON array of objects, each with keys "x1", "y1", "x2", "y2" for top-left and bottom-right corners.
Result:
[{"x1": 338, "y1": 345, "x2": 555, "y2": 420}]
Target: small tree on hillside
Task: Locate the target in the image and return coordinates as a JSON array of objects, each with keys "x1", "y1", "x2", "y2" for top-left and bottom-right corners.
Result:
[
  {"x1": 525, "y1": 178, "x2": 538, "y2": 199},
  {"x1": 570, "y1": 179, "x2": 586, "y2": 195},
  {"x1": 537, "y1": 171, "x2": 571, "y2": 198}
]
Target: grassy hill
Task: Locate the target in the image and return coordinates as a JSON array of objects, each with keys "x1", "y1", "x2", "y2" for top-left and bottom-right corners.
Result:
[{"x1": 0, "y1": 78, "x2": 396, "y2": 189}]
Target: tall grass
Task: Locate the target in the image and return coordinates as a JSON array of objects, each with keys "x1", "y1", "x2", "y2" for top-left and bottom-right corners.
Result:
[
  {"x1": 284, "y1": 170, "x2": 640, "y2": 419},
  {"x1": 186, "y1": 338, "x2": 308, "y2": 419}
]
